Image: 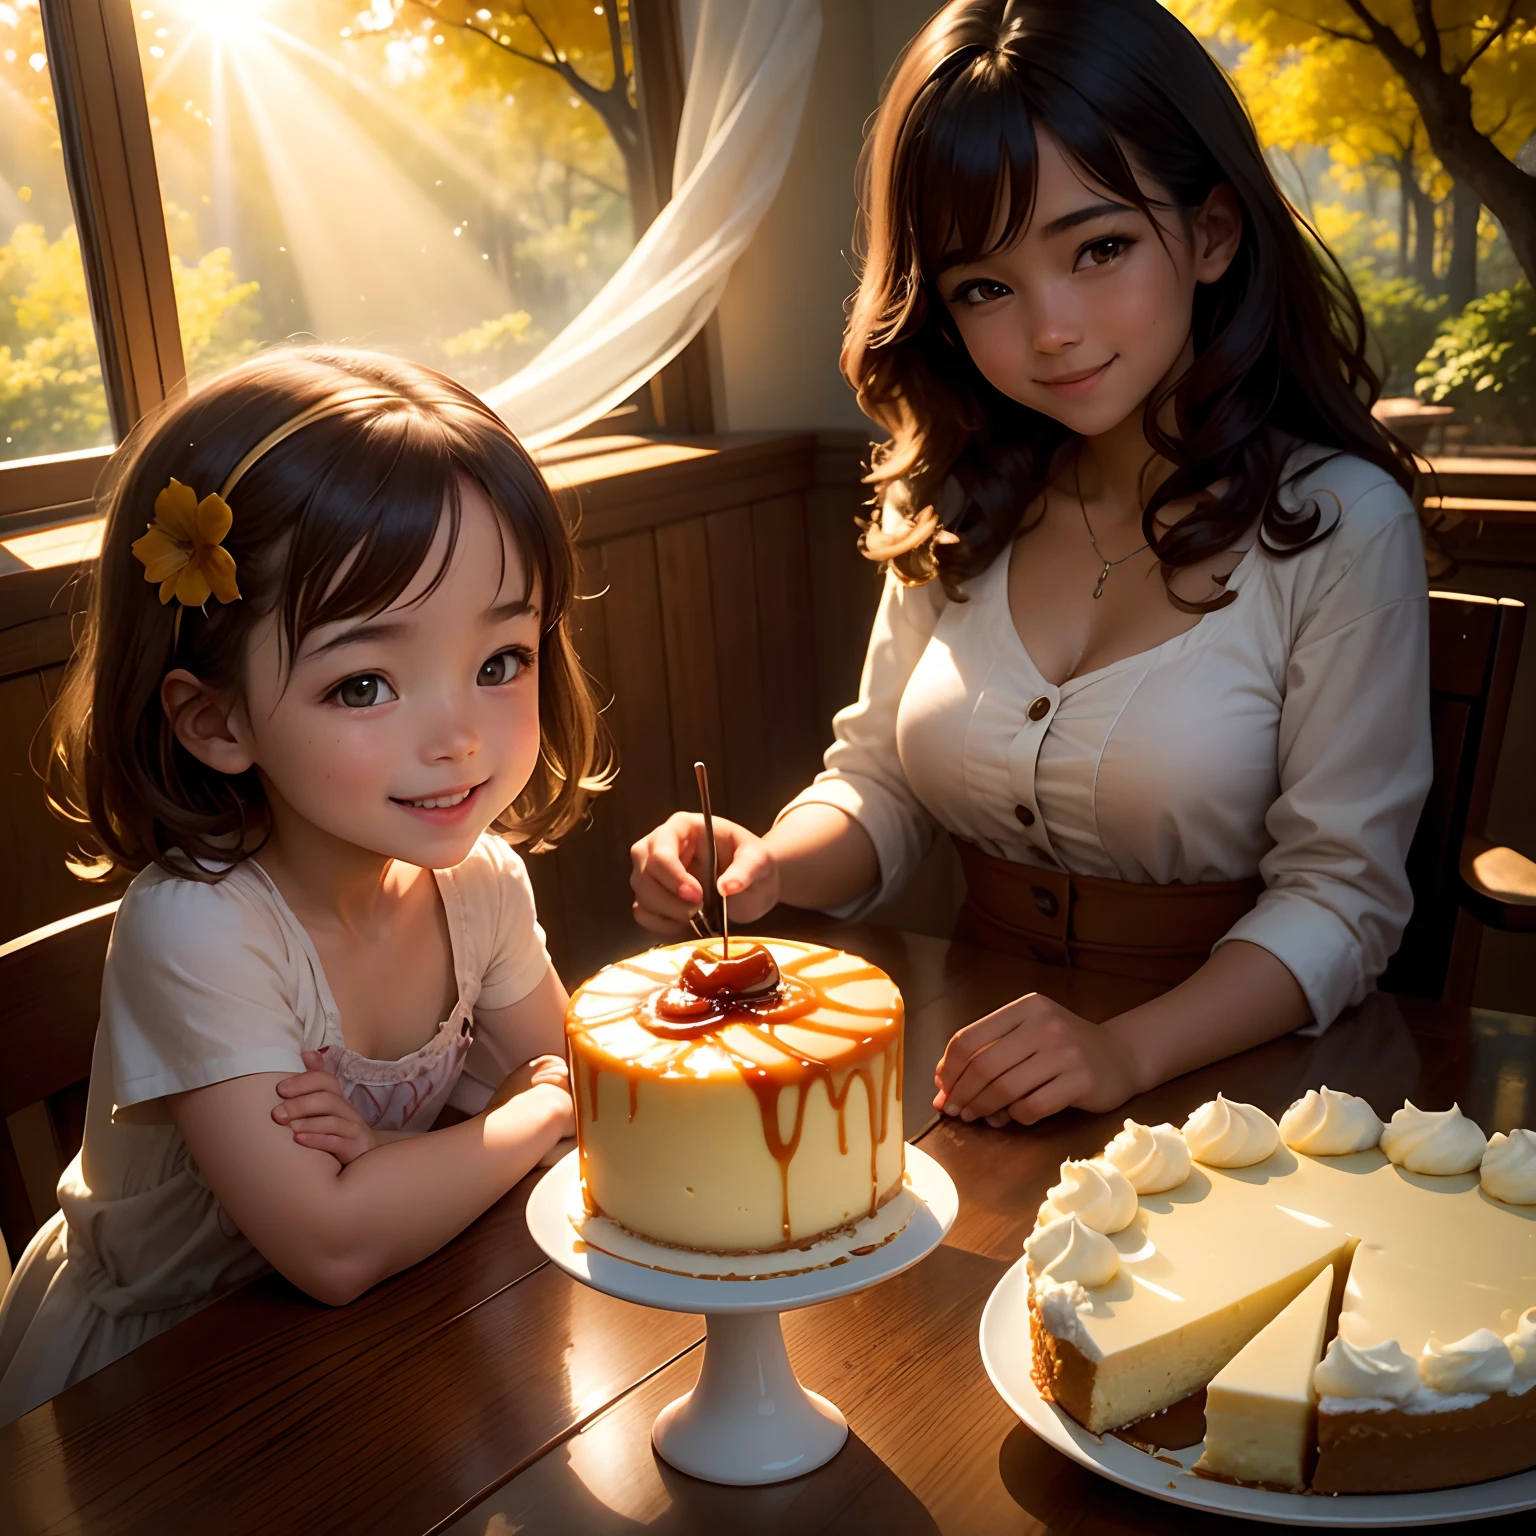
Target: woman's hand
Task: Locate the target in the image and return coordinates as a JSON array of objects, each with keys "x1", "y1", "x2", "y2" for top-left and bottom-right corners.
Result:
[
  {"x1": 630, "y1": 812, "x2": 780, "y2": 933},
  {"x1": 933, "y1": 995, "x2": 1144, "y2": 1128},
  {"x1": 273, "y1": 1051, "x2": 378, "y2": 1165}
]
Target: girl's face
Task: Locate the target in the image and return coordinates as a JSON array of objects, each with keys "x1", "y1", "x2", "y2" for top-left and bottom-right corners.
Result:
[
  {"x1": 233, "y1": 479, "x2": 544, "y2": 871},
  {"x1": 936, "y1": 129, "x2": 1240, "y2": 438}
]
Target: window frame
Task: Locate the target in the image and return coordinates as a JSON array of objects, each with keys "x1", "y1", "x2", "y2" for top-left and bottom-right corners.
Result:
[{"x1": 0, "y1": 0, "x2": 705, "y2": 533}]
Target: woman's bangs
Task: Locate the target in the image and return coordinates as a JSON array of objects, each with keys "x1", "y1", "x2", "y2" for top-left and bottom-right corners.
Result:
[
  {"x1": 917, "y1": 57, "x2": 1041, "y2": 273},
  {"x1": 915, "y1": 56, "x2": 1167, "y2": 278}
]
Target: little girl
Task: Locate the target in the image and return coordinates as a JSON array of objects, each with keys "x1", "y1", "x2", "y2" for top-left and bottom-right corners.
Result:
[{"x1": 0, "y1": 346, "x2": 610, "y2": 1424}]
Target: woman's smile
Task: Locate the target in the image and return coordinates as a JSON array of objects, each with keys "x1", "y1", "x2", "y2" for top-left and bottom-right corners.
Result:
[{"x1": 1036, "y1": 357, "x2": 1117, "y2": 396}]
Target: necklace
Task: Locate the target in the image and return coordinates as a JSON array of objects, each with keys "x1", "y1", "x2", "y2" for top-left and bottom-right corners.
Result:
[{"x1": 1075, "y1": 455, "x2": 1149, "y2": 599}]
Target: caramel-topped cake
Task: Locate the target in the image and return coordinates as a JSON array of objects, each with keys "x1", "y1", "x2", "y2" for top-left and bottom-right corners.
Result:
[{"x1": 566, "y1": 937, "x2": 905, "y2": 1254}]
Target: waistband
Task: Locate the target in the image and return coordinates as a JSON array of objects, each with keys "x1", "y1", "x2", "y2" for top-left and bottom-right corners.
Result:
[{"x1": 951, "y1": 836, "x2": 1263, "y2": 985}]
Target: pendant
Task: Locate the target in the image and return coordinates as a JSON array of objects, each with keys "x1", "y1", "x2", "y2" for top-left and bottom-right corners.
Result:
[{"x1": 1093, "y1": 562, "x2": 1110, "y2": 600}]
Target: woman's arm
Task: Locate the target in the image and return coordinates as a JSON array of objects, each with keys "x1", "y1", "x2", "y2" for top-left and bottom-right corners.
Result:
[
  {"x1": 935, "y1": 939, "x2": 1309, "y2": 1124},
  {"x1": 633, "y1": 572, "x2": 944, "y2": 932},
  {"x1": 173, "y1": 1065, "x2": 572, "y2": 1305}
]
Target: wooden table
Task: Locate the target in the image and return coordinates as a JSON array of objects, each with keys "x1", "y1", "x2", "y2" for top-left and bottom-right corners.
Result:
[{"x1": 4, "y1": 921, "x2": 1533, "y2": 1535}]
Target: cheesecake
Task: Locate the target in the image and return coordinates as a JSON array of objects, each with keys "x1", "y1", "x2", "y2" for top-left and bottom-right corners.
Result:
[{"x1": 1026, "y1": 1091, "x2": 1536, "y2": 1494}]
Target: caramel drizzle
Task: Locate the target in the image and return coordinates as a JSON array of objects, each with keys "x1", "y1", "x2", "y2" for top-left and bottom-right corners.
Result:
[{"x1": 568, "y1": 947, "x2": 904, "y2": 1243}]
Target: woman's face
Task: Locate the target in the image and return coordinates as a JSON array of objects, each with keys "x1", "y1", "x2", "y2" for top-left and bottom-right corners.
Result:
[
  {"x1": 231, "y1": 479, "x2": 545, "y2": 870},
  {"x1": 936, "y1": 129, "x2": 1240, "y2": 438}
]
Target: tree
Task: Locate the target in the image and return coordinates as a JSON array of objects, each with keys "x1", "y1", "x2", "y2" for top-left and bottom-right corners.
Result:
[
  {"x1": 1225, "y1": 34, "x2": 1446, "y2": 282},
  {"x1": 1174, "y1": 2, "x2": 1536, "y2": 288},
  {"x1": 404, "y1": 2, "x2": 645, "y2": 213},
  {"x1": 0, "y1": 221, "x2": 261, "y2": 456}
]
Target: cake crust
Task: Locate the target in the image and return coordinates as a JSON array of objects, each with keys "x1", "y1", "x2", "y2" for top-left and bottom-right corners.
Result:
[
  {"x1": 1028, "y1": 1290, "x2": 1100, "y2": 1428},
  {"x1": 1314, "y1": 1389, "x2": 1536, "y2": 1493}
]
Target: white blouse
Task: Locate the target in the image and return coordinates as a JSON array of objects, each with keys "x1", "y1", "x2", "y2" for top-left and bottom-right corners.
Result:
[
  {"x1": 782, "y1": 449, "x2": 1432, "y2": 1028},
  {"x1": 0, "y1": 835, "x2": 550, "y2": 1426}
]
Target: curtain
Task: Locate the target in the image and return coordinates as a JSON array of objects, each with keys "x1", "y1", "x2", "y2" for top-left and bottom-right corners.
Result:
[{"x1": 482, "y1": 0, "x2": 822, "y2": 448}]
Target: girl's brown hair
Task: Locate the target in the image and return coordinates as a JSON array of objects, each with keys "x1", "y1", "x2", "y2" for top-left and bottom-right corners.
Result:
[
  {"x1": 48, "y1": 346, "x2": 613, "y2": 880},
  {"x1": 845, "y1": 0, "x2": 1415, "y2": 598}
]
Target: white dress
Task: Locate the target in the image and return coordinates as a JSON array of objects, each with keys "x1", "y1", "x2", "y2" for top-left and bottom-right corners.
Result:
[
  {"x1": 781, "y1": 449, "x2": 1432, "y2": 1028},
  {"x1": 0, "y1": 834, "x2": 550, "y2": 1426}
]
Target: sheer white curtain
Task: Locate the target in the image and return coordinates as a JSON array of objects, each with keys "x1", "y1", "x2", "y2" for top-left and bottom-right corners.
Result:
[{"x1": 483, "y1": 0, "x2": 823, "y2": 448}]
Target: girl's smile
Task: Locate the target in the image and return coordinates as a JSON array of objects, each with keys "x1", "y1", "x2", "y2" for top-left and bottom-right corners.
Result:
[{"x1": 391, "y1": 780, "x2": 489, "y2": 823}]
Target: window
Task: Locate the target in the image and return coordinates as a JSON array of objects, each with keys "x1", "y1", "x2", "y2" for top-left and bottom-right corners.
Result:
[
  {"x1": 0, "y1": 2, "x2": 113, "y2": 468},
  {"x1": 131, "y1": 0, "x2": 643, "y2": 393},
  {"x1": 0, "y1": 0, "x2": 687, "y2": 531}
]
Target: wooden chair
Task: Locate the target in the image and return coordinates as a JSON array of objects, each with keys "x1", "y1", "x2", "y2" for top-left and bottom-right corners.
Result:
[
  {"x1": 0, "y1": 901, "x2": 116, "y2": 1269},
  {"x1": 1382, "y1": 591, "x2": 1534, "y2": 1003}
]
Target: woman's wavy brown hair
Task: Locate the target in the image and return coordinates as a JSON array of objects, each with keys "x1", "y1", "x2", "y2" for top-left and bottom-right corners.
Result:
[
  {"x1": 47, "y1": 346, "x2": 613, "y2": 881},
  {"x1": 845, "y1": 0, "x2": 1415, "y2": 598}
]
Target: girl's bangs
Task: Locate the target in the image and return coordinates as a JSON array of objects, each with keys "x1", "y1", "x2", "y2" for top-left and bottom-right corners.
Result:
[{"x1": 249, "y1": 404, "x2": 559, "y2": 669}]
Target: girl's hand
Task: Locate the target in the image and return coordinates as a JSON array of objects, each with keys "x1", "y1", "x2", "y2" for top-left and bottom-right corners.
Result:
[
  {"x1": 933, "y1": 995, "x2": 1143, "y2": 1128},
  {"x1": 273, "y1": 1051, "x2": 378, "y2": 1165},
  {"x1": 629, "y1": 812, "x2": 780, "y2": 934},
  {"x1": 492, "y1": 1054, "x2": 576, "y2": 1140}
]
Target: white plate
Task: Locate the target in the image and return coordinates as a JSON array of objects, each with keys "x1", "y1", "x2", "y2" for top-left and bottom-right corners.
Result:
[
  {"x1": 527, "y1": 1142, "x2": 958, "y2": 1315},
  {"x1": 979, "y1": 1257, "x2": 1536, "y2": 1527}
]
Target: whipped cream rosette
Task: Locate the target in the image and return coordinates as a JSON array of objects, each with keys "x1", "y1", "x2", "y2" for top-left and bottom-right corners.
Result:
[
  {"x1": 1280, "y1": 1086, "x2": 1383, "y2": 1155},
  {"x1": 1379, "y1": 1100, "x2": 1487, "y2": 1174},
  {"x1": 1037, "y1": 1157, "x2": 1137, "y2": 1234},
  {"x1": 1182, "y1": 1094, "x2": 1279, "y2": 1167},
  {"x1": 1506, "y1": 1308, "x2": 1536, "y2": 1388},
  {"x1": 1481, "y1": 1128, "x2": 1536, "y2": 1204},
  {"x1": 1419, "y1": 1329, "x2": 1517, "y2": 1395},
  {"x1": 1314, "y1": 1336, "x2": 1420, "y2": 1403},
  {"x1": 1101, "y1": 1117, "x2": 1191, "y2": 1193},
  {"x1": 1025, "y1": 1212, "x2": 1120, "y2": 1290}
]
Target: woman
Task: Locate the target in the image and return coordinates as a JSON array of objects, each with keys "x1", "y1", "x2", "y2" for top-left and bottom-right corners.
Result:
[{"x1": 630, "y1": 0, "x2": 1431, "y2": 1129}]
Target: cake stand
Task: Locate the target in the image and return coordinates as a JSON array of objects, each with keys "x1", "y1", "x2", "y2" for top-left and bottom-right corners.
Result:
[{"x1": 526, "y1": 1144, "x2": 958, "y2": 1486}]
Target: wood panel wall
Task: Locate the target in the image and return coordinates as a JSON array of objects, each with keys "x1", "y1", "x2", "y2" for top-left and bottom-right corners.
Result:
[
  {"x1": 531, "y1": 432, "x2": 880, "y2": 980},
  {"x1": 0, "y1": 434, "x2": 883, "y2": 982}
]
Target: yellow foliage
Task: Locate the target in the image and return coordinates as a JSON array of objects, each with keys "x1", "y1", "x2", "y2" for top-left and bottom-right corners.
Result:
[
  {"x1": 0, "y1": 222, "x2": 261, "y2": 457},
  {"x1": 441, "y1": 308, "x2": 534, "y2": 357},
  {"x1": 0, "y1": 222, "x2": 110, "y2": 456},
  {"x1": 170, "y1": 247, "x2": 261, "y2": 378},
  {"x1": 1170, "y1": 0, "x2": 1536, "y2": 221}
]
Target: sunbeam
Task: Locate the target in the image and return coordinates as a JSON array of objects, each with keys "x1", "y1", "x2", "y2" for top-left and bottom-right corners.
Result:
[{"x1": 223, "y1": 37, "x2": 514, "y2": 343}]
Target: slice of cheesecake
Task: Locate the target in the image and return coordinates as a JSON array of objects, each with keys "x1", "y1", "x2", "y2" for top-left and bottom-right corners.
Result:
[
  {"x1": 1030, "y1": 1156, "x2": 1354, "y2": 1434},
  {"x1": 1194, "y1": 1265, "x2": 1334, "y2": 1490}
]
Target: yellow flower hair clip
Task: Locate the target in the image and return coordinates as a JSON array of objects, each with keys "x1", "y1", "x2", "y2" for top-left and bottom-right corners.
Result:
[{"x1": 131, "y1": 477, "x2": 242, "y2": 609}]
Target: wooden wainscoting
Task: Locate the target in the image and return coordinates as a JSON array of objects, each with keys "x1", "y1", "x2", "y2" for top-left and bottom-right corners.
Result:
[
  {"x1": 531, "y1": 430, "x2": 881, "y2": 980},
  {"x1": 0, "y1": 433, "x2": 883, "y2": 982}
]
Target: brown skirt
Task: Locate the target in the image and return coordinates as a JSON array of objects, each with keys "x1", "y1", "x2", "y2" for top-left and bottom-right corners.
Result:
[{"x1": 951, "y1": 836, "x2": 1263, "y2": 986}]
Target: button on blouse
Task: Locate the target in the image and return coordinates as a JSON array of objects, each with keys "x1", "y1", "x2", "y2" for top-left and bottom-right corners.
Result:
[{"x1": 778, "y1": 449, "x2": 1432, "y2": 1029}]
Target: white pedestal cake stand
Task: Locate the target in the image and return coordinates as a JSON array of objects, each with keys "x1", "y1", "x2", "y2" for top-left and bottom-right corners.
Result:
[{"x1": 526, "y1": 1144, "x2": 958, "y2": 1486}]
